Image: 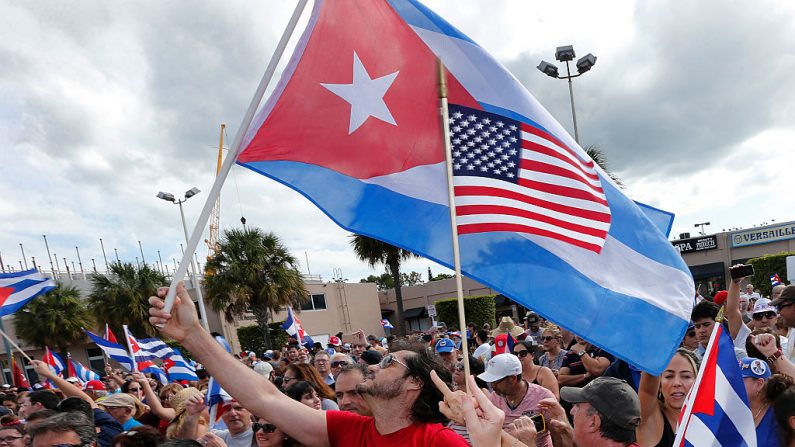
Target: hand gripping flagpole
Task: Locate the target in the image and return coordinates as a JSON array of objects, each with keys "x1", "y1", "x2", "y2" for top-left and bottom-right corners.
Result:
[
  {"x1": 438, "y1": 59, "x2": 471, "y2": 389},
  {"x1": 162, "y1": 0, "x2": 310, "y2": 317}
]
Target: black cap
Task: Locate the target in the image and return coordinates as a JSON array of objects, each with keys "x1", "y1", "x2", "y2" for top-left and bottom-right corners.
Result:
[
  {"x1": 560, "y1": 377, "x2": 640, "y2": 430},
  {"x1": 771, "y1": 285, "x2": 795, "y2": 307},
  {"x1": 359, "y1": 349, "x2": 383, "y2": 365}
]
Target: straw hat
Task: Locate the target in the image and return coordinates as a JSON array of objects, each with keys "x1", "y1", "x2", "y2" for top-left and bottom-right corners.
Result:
[
  {"x1": 98, "y1": 393, "x2": 146, "y2": 419},
  {"x1": 491, "y1": 317, "x2": 524, "y2": 337}
]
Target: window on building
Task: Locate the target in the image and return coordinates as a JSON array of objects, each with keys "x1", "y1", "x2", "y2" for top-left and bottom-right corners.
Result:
[
  {"x1": 0, "y1": 359, "x2": 10, "y2": 385},
  {"x1": 300, "y1": 294, "x2": 327, "y2": 311},
  {"x1": 23, "y1": 358, "x2": 39, "y2": 385},
  {"x1": 87, "y1": 348, "x2": 106, "y2": 375}
]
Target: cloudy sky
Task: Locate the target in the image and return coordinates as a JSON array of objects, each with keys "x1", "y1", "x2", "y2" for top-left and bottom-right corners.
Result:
[{"x1": 2, "y1": 0, "x2": 793, "y2": 283}]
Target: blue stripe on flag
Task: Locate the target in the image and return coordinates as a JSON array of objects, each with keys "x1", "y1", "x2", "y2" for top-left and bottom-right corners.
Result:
[{"x1": 386, "y1": 0, "x2": 476, "y2": 45}]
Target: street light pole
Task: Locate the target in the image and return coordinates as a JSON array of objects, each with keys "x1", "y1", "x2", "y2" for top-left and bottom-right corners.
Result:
[
  {"x1": 158, "y1": 189, "x2": 211, "y2": 332},
  {"x1": 537, "y1": 45, "x2": 597, "y2": 145}
]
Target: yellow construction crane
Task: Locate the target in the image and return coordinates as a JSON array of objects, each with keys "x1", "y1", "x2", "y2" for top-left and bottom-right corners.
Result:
[{"x1": 205, "y1": 123, "x2": 225, "y2": 259}]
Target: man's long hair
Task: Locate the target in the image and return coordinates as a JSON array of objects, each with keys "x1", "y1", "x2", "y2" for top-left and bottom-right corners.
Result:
[{"x1": 394, "y1": 341, "x2": 453, "y2": 424}]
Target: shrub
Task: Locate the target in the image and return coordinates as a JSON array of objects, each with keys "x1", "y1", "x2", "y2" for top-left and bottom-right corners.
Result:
[
  {"x1": 435, "y1": 295, "x2": 496, "y2": 330},
  {"x1": 237, "y1": 323, "x2": 290, "y2": 355},
  {"x1": 748, "y1": 252, "x2": 795, "y2": 297}
]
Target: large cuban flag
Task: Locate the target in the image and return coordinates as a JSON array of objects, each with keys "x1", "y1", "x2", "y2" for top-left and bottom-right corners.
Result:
[
  {"x1": 236, "y1": 0, "x2": 693, "y2": 374},
  {"x1": 0, "y1": 269, "x2": 55, "y2": 316}
]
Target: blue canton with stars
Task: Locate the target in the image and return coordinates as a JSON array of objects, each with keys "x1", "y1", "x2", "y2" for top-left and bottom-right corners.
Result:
[{"x1": 448, "y1": 105, "x2": 522, "y2": 183}]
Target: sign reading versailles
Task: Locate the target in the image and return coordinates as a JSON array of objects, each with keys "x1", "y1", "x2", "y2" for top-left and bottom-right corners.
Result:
[
  {"x1": 731, "y1": 222, "x2": 795, "y2": 248},
  {"x1": 673, "y1": 235, "x2": 718, "y2": 253}
]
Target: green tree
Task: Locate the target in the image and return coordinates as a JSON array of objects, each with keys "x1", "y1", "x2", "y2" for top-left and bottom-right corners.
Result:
[
  {"x1": 351, "y1": 234, "x2": 417, "y2": 335},
  {"x1": 15, "y1": 284, "x2": 93, "y2": 355},
  {"x1": 89, "y1": 262, "x2": 167, "y2": 338},
  {"x1": 204, "y1": 228, "x2": 308, "y2": 350},
  {"x1": 585, "y1": 144, "x2": 623, "y2": 187},
  {"x1": 359, "y1": 273, "x2": 393, "y2": 291}
]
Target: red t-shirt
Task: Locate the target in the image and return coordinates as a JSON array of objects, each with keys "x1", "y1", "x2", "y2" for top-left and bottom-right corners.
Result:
[{"x1": 326, "y1": 410, "x2": 469, "y2": 446}]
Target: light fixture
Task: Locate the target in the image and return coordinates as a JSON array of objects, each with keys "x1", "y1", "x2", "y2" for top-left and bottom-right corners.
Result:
[{"x1": 157, "y1": 192, "x2": 176, "y2": 202}]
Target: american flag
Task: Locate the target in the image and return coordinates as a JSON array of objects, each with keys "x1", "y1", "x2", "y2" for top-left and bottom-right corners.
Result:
[{"x1": 449, "y1": 104, "x2": 611, "y2": 253}]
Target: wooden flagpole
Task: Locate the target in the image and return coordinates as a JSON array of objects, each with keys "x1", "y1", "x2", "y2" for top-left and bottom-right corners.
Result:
[
  {"x1": 0, "y1": 328, "x2": 33, "y2": 363},
  {"x1": 437, "y1": 59, "x2": 471, "y2": 388},
  {"x1": 162, "y1": 0, "x2": 310, "y2": 315}
]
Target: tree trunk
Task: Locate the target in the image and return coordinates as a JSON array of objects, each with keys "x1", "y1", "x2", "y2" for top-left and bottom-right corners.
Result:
[
  {"x1": 389, "y1": 261, "x2": 406, "y2": 336},
  {"x1": 252, "y1": 305, "x2": 273, "y2": 350}
]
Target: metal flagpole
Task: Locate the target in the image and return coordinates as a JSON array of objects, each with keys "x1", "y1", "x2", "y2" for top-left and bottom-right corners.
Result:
[
  {"x1": 75, "y1": 247, "x2": 85, "y2": 279},
  {"x1": 0, "y1": 320, "x2": 15, "y2": 380},
  {"x1": 138, "y1": 241, "x2": 146, "y2": 265},
  {"x1": 99, "y1": 238, "x2": 109, "y2": 270},
  {"x1": 122, "y1": 325, "x2": 137, "y2": 371},
  {"x1": 437, "y1": 59, "x2": 472, "y2": 386},
  {"x1": 19, "y1": 244, "x2": 28, "y2": 270},
  {"x1": 163, "y1": 0, "x2": 310, "y2": 314},
  {"x1": 43, "y1": 235, "x2": 55, "y2": 275}
]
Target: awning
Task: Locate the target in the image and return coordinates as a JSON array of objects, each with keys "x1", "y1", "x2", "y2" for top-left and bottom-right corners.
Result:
[
  {"x1": 688, "y1": 262, "x2": 725, "y2": 280},
  {"x1": 402, "y1": 307, "x2": 427, "y2": 319},
  {"x1": 380, "y1": 309, "x2": 395, "y2": 316}
]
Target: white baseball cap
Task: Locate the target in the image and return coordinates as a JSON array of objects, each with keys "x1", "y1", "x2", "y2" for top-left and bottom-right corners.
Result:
[
  {"x1": 753, "y1": 298, "x2": 776, "y2": 315},
  {"x1": 478, "y1": 353, "x2": 522, "y2": 383}
]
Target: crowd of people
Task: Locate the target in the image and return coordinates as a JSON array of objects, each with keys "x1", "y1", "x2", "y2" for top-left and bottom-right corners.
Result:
[{"x1": 3, "y1": 271, "x2": 795, "y2": 446}]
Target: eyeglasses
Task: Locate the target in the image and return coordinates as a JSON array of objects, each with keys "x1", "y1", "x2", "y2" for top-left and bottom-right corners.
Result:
[
  {"x1": 514, "y1": 350, "x2": 530, "y2": 358},
  {"x1": 540, "y1": 336, "x2": 558, "y2": 342},
  {"x1": 379, "y1": 353, "x2": 409, "y2": 370},
  {"x1": 252, "y1": 422, "x2": 277, "y2": 433},
  {"x1": 753, "y1": 311, "x2": 777, "y2": 320},
  {"x1": 128, "y1": 387, "x2": 142, "y2": 392},
  {"x1": 282, "y1": 376, "x2": 296, "y2": 384},
  {"x1": 330, "y1": 361, "x2": 349, "y2": 368},
  {"x1": 0, "y1": 436, "x2": 23, "y2": 444}
]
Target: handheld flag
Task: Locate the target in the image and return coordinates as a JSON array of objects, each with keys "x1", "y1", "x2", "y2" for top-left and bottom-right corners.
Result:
[
  {"x1": 207, "y1": 335, "x2": 233, "y2": 425},
  {"x1": 105, "y1": 324, "x2": 118, "y2": 344},
  {"x1": 162, "y1": 348, "x2": 198, "y2": 382},
  {"x1": 234, "y1": 0, "x2": 693, "y2": 374},
  {"x1": 69, "y1": 358, "x2": 101, "y2": 384},
  {"x1": 11, "y1": 357, "x2": 30, "y2": 389},
  {"x1": 42, "y1": 347, "x2": 65, "y2": 376},
  {"x1": 771, "y1": 274, "x2": 784, "y2": 287},
  {"x1": 674, "y1": 324, "x2": 757, "y2": 446},
  {"x1": 281, "y1": 307, "x2": 307, "y2": 341},
  {"x1": 0, "y1": 269, "x2": 55, "y2": 316},
  {"x1": 84, "y1": 329, "x2": 134, "y2": 371},
  {"x1": 135, "y1": 337, "x2": 176, "y2": 360},
  {"x1": 381, "y1": 318, "x2": 394, "y2": 329},
  {"x1": 124, "y1": 326, "x2": 168, "y2": 384}
]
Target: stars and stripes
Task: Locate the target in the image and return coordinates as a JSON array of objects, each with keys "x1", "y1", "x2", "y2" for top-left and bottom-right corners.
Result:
[
  {"x1": 449, "y1": 104, "x2": 611, "y2": 253},
  {"x1": 84, "y1": 329, "x2": 134, "y2": 371},
  {"x1": 282, "y1": 307, "x2": 307, "y2": 341},
  {"x1": 0, "y1": 269, "x2": 55, "y2": 317},
  {"x1": 162, "y1": 348, "x2": 198, "y2": 382},
  {"x1": 105, "y1": 324, "x2": 118, "y2": 344}
]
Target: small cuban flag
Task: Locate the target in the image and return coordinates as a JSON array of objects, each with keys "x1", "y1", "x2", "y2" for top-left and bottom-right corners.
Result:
[
  {"x1": 771, "y1": 273, "x2": 784, "y2": 287},
  {"x1": 381, "y1": 318, "x2": 394, "y2": 329},
  {"x1": 0, "y1": 269, "x2": 55, "y2": 317}
]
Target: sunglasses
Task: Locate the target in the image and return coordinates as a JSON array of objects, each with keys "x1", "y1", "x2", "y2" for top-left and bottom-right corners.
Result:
[
  {"x1": 514, "y1": 350, "x2": 531, "y2": 358},
  {"x1": 252, "y1": 422, "x2": 277, "y2": 434},
  {"x1": 753, "y1": 311, "x2": 777, "y2": 320},
  {"x1": 540, "y1": 336, "x2": 558, "y2": 342},
  {"x1": 331, "y1": 361, "x2": 349, "y2": 368},
  {"x1": 778, "y1": 302, "x2": 795, "y2": 312},
  {"x1": 686, "y1": 331, "x2": 696, "y2": 338},
  {"x1": 379, "y1": 353, "x2": 409, "y2": 370}
]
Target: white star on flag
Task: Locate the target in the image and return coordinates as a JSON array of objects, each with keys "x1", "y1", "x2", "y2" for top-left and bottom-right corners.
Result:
[{"x1": 321, "y1": 51, "x2": 399, "y2": 134}]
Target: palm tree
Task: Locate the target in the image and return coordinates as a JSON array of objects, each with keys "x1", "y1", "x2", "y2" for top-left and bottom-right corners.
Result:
[
  {"x1": 351, "y1": 234, "x2": 417, "y2": 336},
  {"x1": 15, "y1": 284, "x2": 93, "y2": 356},
  {"x1": 89, "y1": 262, "x2": 167, "y2": 338},
  {"x1": 204, "y1": 228, "x2": 307, "y2": 350},
  {"x1": 585, "y1": 144, "x2": 623, "y2": 187}
]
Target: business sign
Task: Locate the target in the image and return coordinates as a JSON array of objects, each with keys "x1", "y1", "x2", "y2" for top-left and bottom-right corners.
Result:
[
  {"x1": 426, "y1": 304, "x2": 437, "y2": 318},
  {"x1": 731, "y1": 222, "x2": 795, "y2": 247},
  {"x1": 673, "y1": 235, "x2": 718, "y2": 253}
]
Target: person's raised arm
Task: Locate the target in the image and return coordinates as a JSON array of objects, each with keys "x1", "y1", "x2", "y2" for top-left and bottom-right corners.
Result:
[
  {"x1": 753, "y1": 333, "x2": 795, "y2": 379},
  {"x1": 149, "y1": 282, "x2": 329, "y2": 447},
  {"x1": 132, "y1": 371, "x2": 175, "y2": 421},
  {"x1": 636, "y1": 372, "x2": 664, "y2": 447},
  {"x1": 32, "y1": 360, "x2": 98, "y2": 409},
  {"x1": 726, "y1": 265, "x2": 745, "y2": 339}
]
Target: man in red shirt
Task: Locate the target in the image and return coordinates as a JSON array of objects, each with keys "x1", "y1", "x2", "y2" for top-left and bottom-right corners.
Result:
[{"x1": 149, "y1": 283, "x2": 468, "y2": 447}]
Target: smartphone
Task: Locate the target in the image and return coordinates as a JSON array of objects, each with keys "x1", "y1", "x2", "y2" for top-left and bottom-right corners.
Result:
[
  {"x1": 730, "y1": 264, "x2": 754, "y2": 279},
  {"x1": 522, "y1": 412, "x2": 546, "y2": 432}
]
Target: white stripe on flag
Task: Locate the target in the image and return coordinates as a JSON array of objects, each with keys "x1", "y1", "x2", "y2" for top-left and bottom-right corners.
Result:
[
  {"x1": 457, "y1": 214, "x2": 606, "y2": 247},
  {"x1": 3, "y1": 279, "x2": 55, "y2": 306},
  {"x1": 454, "y1": 195, "x2": 611, "y2": 231},
  {"x1": 684, "y1": 416, "x2": 721, "y2": 446},
  {"x1": 715, "y1": 368, "x2": 757, "y2": 447}
]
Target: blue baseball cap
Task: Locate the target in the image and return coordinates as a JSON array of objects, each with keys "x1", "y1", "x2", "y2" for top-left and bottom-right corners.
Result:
[
  {"x1": 740, "y1": 357, "x2": 771, "y2": 380},
  {"x1": 435, "y1": 338, "x2": 456, "y2": 353}
]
